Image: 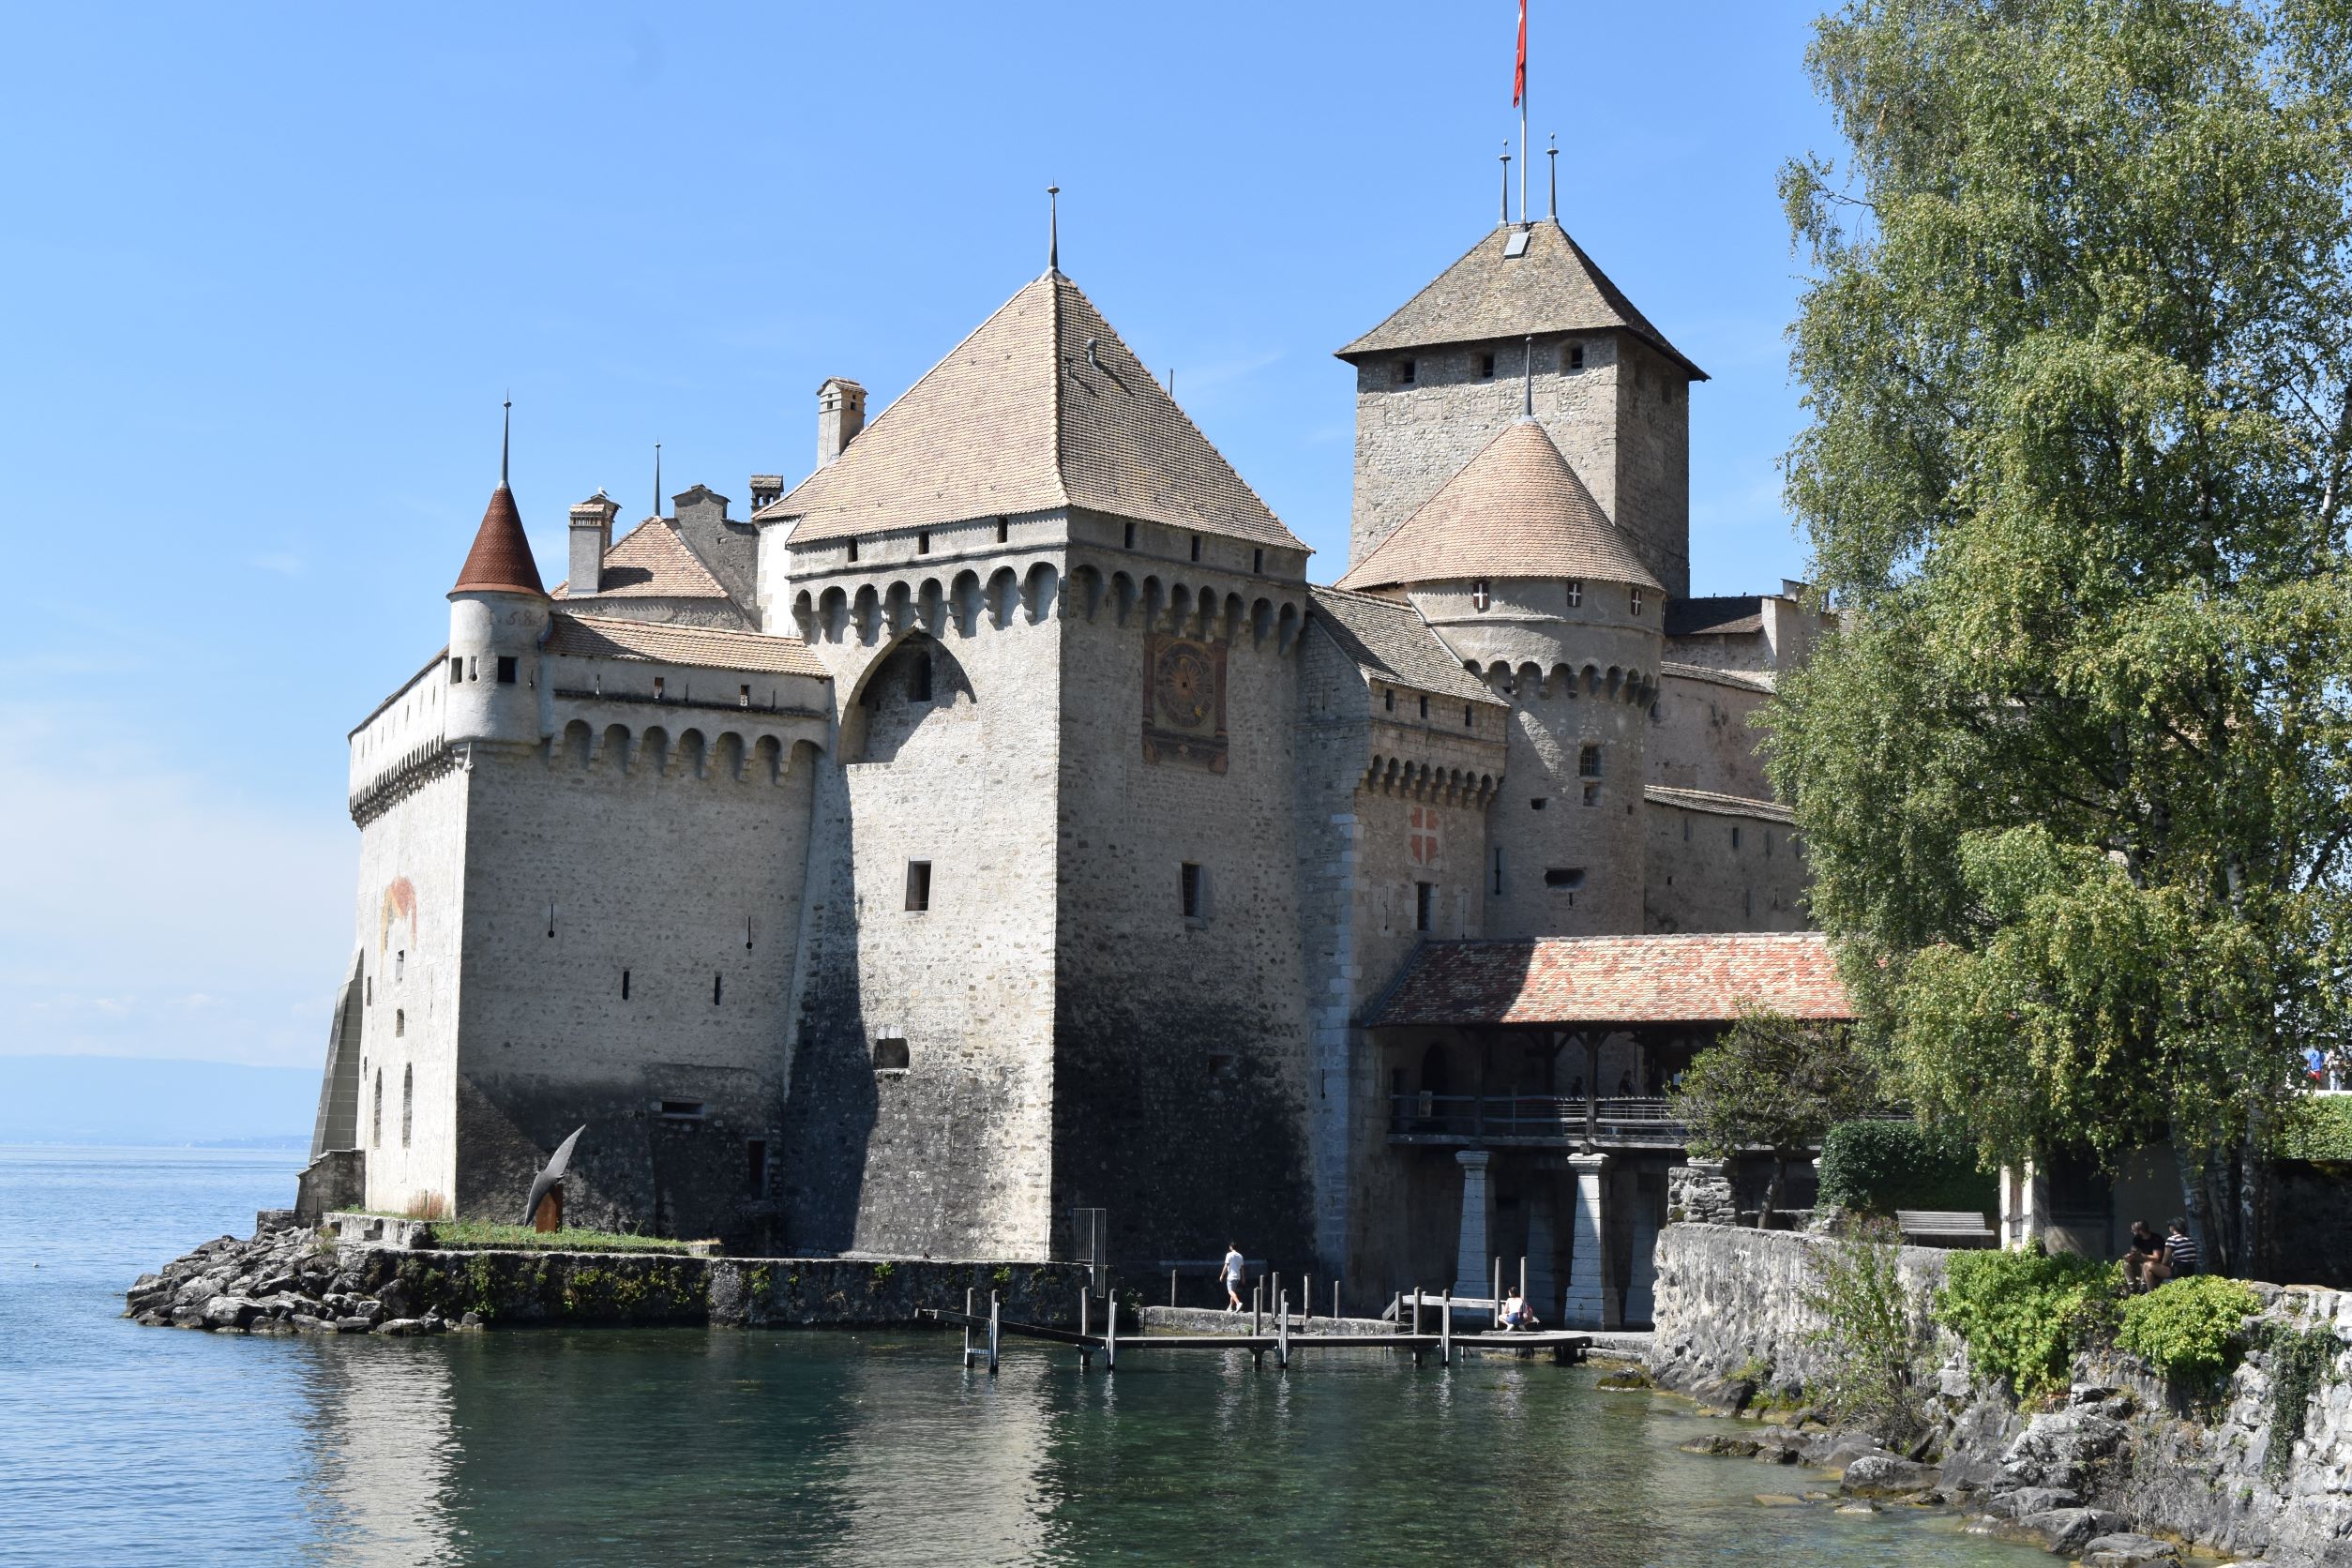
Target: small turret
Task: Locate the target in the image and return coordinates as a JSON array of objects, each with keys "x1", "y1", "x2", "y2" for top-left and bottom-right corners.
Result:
[{"x1": 446, "y1": 406, "x2": 550, "y2": 746}]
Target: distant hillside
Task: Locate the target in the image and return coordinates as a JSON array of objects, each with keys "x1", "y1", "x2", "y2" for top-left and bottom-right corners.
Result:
[{"x1": 0, "y1": 1055, "x2": 317, "y2": 1147}]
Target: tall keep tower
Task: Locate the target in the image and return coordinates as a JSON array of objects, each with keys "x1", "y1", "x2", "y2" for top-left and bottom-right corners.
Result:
[{"x1": 1336, "y1": 219, "x2": 1704, "y2": 597}]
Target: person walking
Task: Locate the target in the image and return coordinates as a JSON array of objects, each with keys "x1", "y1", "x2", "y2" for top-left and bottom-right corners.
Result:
[
  {"x1": 1222, "y1": 1242, "x2": 1245, "y2": 1313},
  {"x1": 2163, "y1": 1219, "x2": 2200, "y2": 1278}
]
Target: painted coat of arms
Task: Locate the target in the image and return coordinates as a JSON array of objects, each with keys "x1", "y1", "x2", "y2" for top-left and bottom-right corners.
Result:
[{"x1": 1141, "y1": 633, "x2": 1229, "y2": 773}]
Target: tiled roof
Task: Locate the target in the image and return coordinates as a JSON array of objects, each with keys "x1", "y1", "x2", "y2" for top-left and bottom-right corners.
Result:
[
  {"x1": 1338, "y1": 220, "x2": 1705, "y2": 378},
  {"x1": 1334, "y1": 419, "x2": 1661, "y2": 593},
  {"x1": 545, "y1": 612, "x2": 829, "y2": 677},
  {"x1": 1365, "y1": 933, "x2": 1847, "y2": 1028},
  {"x1": 551, "y1": 519, "x2": 730, "y2": 600},
  {"x1": 1308, "y1": 585, "x2": 1502, "y2": 706},
  {"x1": 449, "y1": 483, "x2": 546, "y2": 598},
  {"x1": 762, "y1": 273, "x2": 1305, "y2": 551},
  {"x1": 1666, "y1": 596, "x2": 1764, "y2": 638},
  {"x1": 1644, "y1": 785, "x2": 1796, "y2": 824},
  {"x1": 1659, "y1": 661, "x2": 1776, "y2": 695}
]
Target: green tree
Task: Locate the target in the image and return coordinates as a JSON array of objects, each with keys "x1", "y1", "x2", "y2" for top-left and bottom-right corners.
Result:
[
  {"x1": 1770, "y1": 0, "x2": 2352, "y2": 1272},
  {"x1": 1673, "y1": 1005, "x2": 1884, "y2": 1223}
]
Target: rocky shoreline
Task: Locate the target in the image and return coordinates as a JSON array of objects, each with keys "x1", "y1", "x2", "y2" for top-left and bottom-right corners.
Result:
[{"x1": 125, "y1": 1214, "x2": 472, "y2": 1337}]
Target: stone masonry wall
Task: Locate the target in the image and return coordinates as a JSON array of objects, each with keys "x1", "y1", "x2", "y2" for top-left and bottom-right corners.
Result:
[{"x1": 1643, "y1": 804, "x2": 1809, "y2": 935}]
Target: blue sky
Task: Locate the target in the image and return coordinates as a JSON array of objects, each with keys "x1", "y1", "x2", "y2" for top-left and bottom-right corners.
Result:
[{"x1": 0, "y1": 3, "x2": 1837, "y2": 1067}]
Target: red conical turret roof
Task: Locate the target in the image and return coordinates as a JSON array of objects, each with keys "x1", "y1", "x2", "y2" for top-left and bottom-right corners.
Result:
[{"x1": 449, "y1": 482, "x2": 546, "y2": 598}]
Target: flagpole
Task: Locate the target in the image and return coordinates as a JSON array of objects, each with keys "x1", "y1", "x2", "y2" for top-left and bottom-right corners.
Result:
[{"x1": 1519, "y1": 4, "x2": 1529, "y2": 225}]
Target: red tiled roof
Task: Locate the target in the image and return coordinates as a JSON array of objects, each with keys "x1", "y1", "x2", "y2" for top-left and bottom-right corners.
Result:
[
  {"x1": 551, "y1": 518, "x2": 730, "y2": 600},
  {"x1": 450, "y1": 483, "x2": 545, "y2": 598},
  {"x1": 1365, "y1": 933, "x2": 1848, "y2": 1028}
]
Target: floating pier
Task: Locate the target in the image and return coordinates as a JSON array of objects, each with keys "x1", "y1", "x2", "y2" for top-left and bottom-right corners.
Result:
[{"x1": 928, "y1": 1287, "x2": 1591, "y2": 1373}]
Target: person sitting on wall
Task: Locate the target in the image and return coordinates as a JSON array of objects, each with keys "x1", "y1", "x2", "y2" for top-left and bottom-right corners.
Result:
[
  {"x1": 2122, "y1": 1220, "x2": 2163, "y2": 1292},
  {"x1": 2162, "y1": 1218, "x2": 2200, "y2": 1279}
]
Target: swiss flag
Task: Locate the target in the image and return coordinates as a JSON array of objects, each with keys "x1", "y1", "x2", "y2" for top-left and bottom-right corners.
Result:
[{"x1": 1513, "y1": 0, "x2": 1527, "y2": 107}]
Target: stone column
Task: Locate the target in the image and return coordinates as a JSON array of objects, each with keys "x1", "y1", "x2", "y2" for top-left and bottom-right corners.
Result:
[
  {"x1": 1667, "y1": 1159, "x2": 1736, "y2": 1226},
  {"x1": 1563, "y1": 1152, "x2": 1618, "y2": 1329},
  {"x1": 1451, "y1": 1150, "x2": 1492, "y2": 1301}
]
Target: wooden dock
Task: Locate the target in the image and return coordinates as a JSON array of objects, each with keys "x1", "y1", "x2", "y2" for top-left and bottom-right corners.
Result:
[{"x1": 925, "y1": 1289, "x2": 1591, "y2": 1373}]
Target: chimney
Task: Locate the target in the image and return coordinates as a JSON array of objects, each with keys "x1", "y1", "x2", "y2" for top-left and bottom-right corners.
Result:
[
  {"x1": 817, "y1": 378, "x2": 867, "y2": 468},
  {"x1": 567, "y1": 491, "x2": 621, "y2": 597},
  {"x1": 748, "y1": 475, "x2": 785, "y2": 513}
]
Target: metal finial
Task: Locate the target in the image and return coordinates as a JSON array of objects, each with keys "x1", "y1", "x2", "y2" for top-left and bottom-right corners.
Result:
[
  {"x1": 1500, "y1": 144, "x2": 1512, "y2": 225},
  {"x1": 1547, "y1": 135, "x2": 1559, "y2": 221},
  {"x1": 500, "y1": 394, "x2": 511, "y2": 488},
  {"x1": 1523, "y1": 335, "x2": 1535, "y2": 418},
  {"x1": 654, "y1": 443, "x2": 661, "y2": 518},
  {"x1": 1048, "y1": 183, "x2": 1060, "y2": 274}
]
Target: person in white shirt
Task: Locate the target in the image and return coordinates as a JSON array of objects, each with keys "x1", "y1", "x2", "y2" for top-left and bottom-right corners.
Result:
[
  {"x1": 1501, "y1": 1289, "x2": 1536, "y2": 1331},
  {"x1": 1222, "y1": 1244, "x2": 1244, "y2": 1312}
]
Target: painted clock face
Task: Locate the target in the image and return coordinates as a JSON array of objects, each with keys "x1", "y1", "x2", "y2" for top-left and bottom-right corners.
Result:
[{"x1": 1154, "y1": 641, "x2": 1215, "y2": 730}]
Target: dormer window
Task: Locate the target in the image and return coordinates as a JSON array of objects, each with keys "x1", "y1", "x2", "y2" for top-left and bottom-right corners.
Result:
[
  {"x1": 1564, "y1": 580, "x2": 1583, "y2": 608},
  {"x1": 1568, "y1": 344, "x2": 1586, "y2": 372},
  {"x1": 1470, "y1": 579, "x2": 1491, "y2": 612},
  {"x1": 1395, "y1": 358, "x2": 1417, "y2": 386},
  {"x1": 1630, "y1": 587, "x2": 1645, "y2": 616},
  {"x1": 1478, "y1": 352, "x2": 1497, "y2": 381}
]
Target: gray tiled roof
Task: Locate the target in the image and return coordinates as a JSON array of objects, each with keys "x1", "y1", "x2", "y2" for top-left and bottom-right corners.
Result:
[
  {"x1": 1338, "y1": 220, "x2": 1704, "y2": 378},
  {"x1": 1335, "y1": 419, "x2": 1660, "y2": 594},
  {"x1": 1644, "y1": 784, "x2": 1795, "y2": 824},
  {"x1": 551, "y1": 519, "x2": 730, "y2": 600},
  {"x1": 1307, "y1": 585, "x2": 1500, "y2": 705},
  {"x1": 1665, "y1": 596, "x2": 1764, "y2": 638},
  {"x1": 545, "y1": 612, "x2": 829, "y2": 677},
  {"x1": 762, "y1": 273, "x2": 1305, "y2": 552}
]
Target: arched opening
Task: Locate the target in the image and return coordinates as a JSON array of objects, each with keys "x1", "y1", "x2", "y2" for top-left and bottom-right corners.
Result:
[
  {"x1": 400, "y1": 1064, "x2": 414, "y2": 1148},
  {"x1": 840, "y1": 631, "x2": 975, "y2": 763}
]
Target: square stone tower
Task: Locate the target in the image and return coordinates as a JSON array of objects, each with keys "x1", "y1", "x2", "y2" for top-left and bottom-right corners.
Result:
[{"x1": 1335, "y1": 219, "x2": 1705, "y2": 597}]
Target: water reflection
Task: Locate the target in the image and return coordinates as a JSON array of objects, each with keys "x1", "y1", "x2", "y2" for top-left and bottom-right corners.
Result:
[{"x1": 304, "y1": 1339, "x2": 460, "y2": 1564}]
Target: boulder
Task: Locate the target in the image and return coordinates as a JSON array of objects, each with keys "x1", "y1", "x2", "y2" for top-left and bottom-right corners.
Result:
[
  {"x1": 334, "y1": 1317, "x2": 374, "y2": 1334},
  {"x1": 2013, "y1": 1507, "x2": 2131, "y2": 1555},
  {"x1": 201, "y1": 1296, "x2": 262, "y2": 1332},
  {"x1": 376, "y1": 1318, "x2": 427, "y2": 1336},
  {"x1": 1989, "y1": 1485, "x2": 2082, "y2": 1518},
  {"x1": 1681, "y1": 1436, "x2": 1762, "y2": 1457},
  {"x1": 2081, "y1": 1533, "x2": 2178, "y2": 1566},
  {"x1": 1841, "y1": 1455, "x2": 1938, "y2": 1496}
]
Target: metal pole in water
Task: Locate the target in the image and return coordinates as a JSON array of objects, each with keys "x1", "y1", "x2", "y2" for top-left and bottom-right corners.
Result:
[
  {"x1": 1252, "y1": 1282, "x2": 1261, "y2": 1336},
  {"x1": 1334, "y1": 1276, "x2": 1340, "y2": 1321},
  {"x1": 988, "y1": 1289, "x2": 1001, "y2": 1375},
  {"x1": 1278, "y1": 1291, "x2": 1289, "y2": 1368},
  {"x1": 963, "y1": 1286, "x2": 974, "y2": 1367},
  {"x1": 1105, "y1": 1291, "x2": 1116, "y2": 1370},
  {"x1": 1441, "y1": 1286, "x2": 1453, "y2": 1366},
  {"x1": 1169, "y1": 1267, "x2": 1178, "y2": 1308},
  {"x1": 1080, "y1": 1287, "x2": 1091, "y2": 1372},
  {"x1": 1493, "y1": 1256, "x2": 1502, "y2": 1319}
]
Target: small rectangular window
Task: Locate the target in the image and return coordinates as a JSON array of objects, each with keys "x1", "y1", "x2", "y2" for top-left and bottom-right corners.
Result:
[
  {"x1": 746, "y1": 1139, "x2": 768, "y2": 1197},
  {"x1": 1683, "y1": 817, "x2": 1693, "y2": 842},
  {"x1": 1544, "y1": 867, "x2": 1586, "y2": 890},
  {"x1": 1123, "y1": 521, "x2": 1136, "y2": 550},
  {"x1": 1491, "y1": 847, "x2": 1504, "y2": 896},
  {"x1": 1181, "y1": 862, "x2": 1204, "y2": 920},
  {"x1": 653, "y1": 676, "x2": 666, "y2": 701},
  {"x1": 738, "y1": 684, "x2": 751, "y2": 707},
  {"x1": 495, "y1": 656, "x2": 518, "y2": 685},
  {"x1": 996, "y1": 518, "x2": 1010, "y2": 544},
  {"x1": 1631, "y1": 588, "x2": 1645, "y2": 616},
  {"x1": 712, "y1": 972, "x2": 723, "y2": 1005},
  {"x1": 905, "y1": 860, "x2": 932, "y2": 912},
  {"x1": 1463, "y1": 705, "x2": 1474, "y2": 727},
  {"x1": 1732, "y1": 826, "x2": 1743, "y2": 851},
  {"x1": 394, "y1": 1008, "x2": 405, "y2": 1037},
  {"x1": 621, "y1": 969, "x2": 631, "y2": 1000},
  {"x1": 1396, "y1": 358, "x2": 1417, "y2": 385},
  {"x1": 658, "y1": 1099, "x2": 707, "y2": 1120},
  {"x1": 1568, "y1": 343, "x2": 1586, "y2": 371},
  {"x1": 1189, "y1": 535, "x2": 1201, "y2": 563},
  {"x1": 1530, "y1": 797, "x2": 1547, "y2": 811},
  {"x1": 1564, "y1": 580, "x2": 1583, "y2": 608},
  {"x1": 1418, "y1": 694, "x2": 1429, "y2": 719},
  {"x1": 1252, "y1": 548, "x2": 1264, "y2": 574},
  {"x1": 873, "y1": 1037, "x2": 911, "y2": 1071},
  {"x1": 366, "y1": 975, "x2": 373, "y2": 1003},
  {"x1": 918, "y1": 531, "x2": 931, "y2": 554},
  {"x1": 909, "y1": 656, "x2": 933, "y2": 702},
  {"x1": 1479, "y1": 352, "x2": 1497, "y2": 380},
  {"x1": 467, "y1": 656, "x2": 478, "y2": 682},
  {"x1": 1578, "y1": 745, "x2": 1603, "y2": 777},
  {"x1": 847, "y1": 538, "x2": 859, "y2": 564},
  {"x1": 1415, "y1": 882, "x2": 1435, "y2": 932},
  {"x1": 1583, "y1": 782, "x2": 1601, "y2": 807},
  {"x1": 448, "y1": 656, "x2": 462, "y2": 686},
  {"x1": 395, "y1": 950, "x2": 405, "y2": 981},
  {"x1": 1383, "y1": 687, "x2": 1395, "y2": 712}
]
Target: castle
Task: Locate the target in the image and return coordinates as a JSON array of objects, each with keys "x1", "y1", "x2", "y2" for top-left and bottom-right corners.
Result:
[{"x1": 302, "y1": 197, "x2": 1840, "y2": 1329}]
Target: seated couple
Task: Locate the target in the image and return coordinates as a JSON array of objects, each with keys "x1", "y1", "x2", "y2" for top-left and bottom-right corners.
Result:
[{"x1": 2122, "y1": 1219, "x2": 2199, "y2": 1292}]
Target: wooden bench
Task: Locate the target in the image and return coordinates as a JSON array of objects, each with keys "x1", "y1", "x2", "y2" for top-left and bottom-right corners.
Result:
[{"x1": 1896, "y1": 1210, "x2": 1997, "y2": 1248}]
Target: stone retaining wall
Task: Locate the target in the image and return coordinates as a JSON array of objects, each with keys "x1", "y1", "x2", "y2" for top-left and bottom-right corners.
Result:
[{"x1": 1648, "y1": 1221, "x2": 2352, "y2": 1566}]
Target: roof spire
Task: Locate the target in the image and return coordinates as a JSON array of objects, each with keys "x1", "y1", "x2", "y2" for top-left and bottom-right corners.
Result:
[
  {"x1": 500, "y1": 393, "x2": 511, "y2": 488},
  {"x1": 1522, "y1": 335, "x2": 1535, "y2": 418},
  {"x1": 1499, "y1": 144, "x2": 1512, "y2": 225},
  {"x1": 653, "y1": 442, "x2": 662, "y2": 517},
  {"x1": 1048, "y1": 182, "x2": 1061, "y2": 275},
  {"x1": 1547, "y1": 135, "x2": 1559, "y2": 221}
]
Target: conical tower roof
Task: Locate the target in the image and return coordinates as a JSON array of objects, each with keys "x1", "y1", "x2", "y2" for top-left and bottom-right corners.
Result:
[
  {"x1": 1334, "y1": 418, "x2": 1660, "y2": 594},
  {"x1": 1337, "y1": 219, "x2": 1705, "y2": 379},
  {"x1": 449, "y1": 481, "x2": 546, "y2": 598},
  {"x1": 763, "y1": 272, "x2": 1304, "y2": 551}
]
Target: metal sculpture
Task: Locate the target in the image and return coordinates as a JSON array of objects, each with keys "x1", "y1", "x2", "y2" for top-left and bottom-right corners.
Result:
[{"x1": 521, "y1": 1124, "x2": 587, "y2": 1229}]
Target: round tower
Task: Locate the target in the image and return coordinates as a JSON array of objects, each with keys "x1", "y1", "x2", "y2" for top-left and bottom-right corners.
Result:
[
  {"x1": 446, "y1": 413, "x2": 549, "y2": 746},
  {"x1": 1335, "y1": 416, "x2": 1662, "y2": 936}
]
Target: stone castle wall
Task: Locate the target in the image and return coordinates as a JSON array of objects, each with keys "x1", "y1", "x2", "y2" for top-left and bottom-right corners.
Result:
[{"x1": 1643, "y1": 804, "x2": 1809, "y2": 935}]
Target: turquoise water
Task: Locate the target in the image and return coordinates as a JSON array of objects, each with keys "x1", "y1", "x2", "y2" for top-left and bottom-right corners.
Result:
[{"x1": 0, "y1": 1146, "x2": 2051, "y2": 1565}]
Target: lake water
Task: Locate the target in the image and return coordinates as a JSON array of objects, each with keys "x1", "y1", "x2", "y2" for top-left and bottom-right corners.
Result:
[{"x1": 0, "y1": 1146, "x2": 2052, "y2": 1565}]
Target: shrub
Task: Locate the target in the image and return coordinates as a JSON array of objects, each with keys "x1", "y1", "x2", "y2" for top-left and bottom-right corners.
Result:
[
  {"x1": 1817, "y1": 1121, "x2": 1996, "y2": 1217},
  {"x1": 1806, "y1": 1218, "x2": 1931, "y2": 1444},
  {"x1": 2274, "y1": 1095, "x2": 2352, "y2": 1161},
  {"x1": 2258, "y1": 1319, "x2": 2343, "y2": 1483},
  {"x1": 1937, "y1": 1244, "x2": 2121, "y2": 1402},
  {"x1": 2118, "y1": 1275, "x2": 2260, "y2": 1389}
]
